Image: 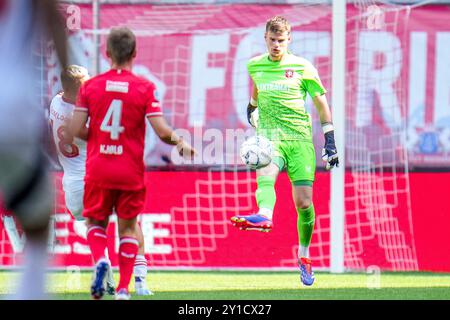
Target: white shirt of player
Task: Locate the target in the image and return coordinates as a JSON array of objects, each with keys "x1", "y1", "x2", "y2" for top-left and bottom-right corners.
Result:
[{"x1": 49, "y1": 93, "x2": 87, "y2": 181}]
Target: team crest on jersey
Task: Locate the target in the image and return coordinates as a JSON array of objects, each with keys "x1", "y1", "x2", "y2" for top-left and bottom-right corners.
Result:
[{"x1": 285, "y1": 69, "x2": 295, "y2": 78}]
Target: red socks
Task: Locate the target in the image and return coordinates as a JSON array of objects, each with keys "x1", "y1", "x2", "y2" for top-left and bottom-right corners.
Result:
[
  {"x1": 87, "y1": 226, "x2": 138, "y2": 293},
  {"x1": 86, "y1": 226, "x2": 108, "y2": 263},
  {"x1": 117, "y1": 237, "x2": 139, "y2": 292}
]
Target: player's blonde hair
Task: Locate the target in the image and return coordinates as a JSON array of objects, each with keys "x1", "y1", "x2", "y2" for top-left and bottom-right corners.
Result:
[
  {"x1": 60, "y1": 65, "x2": 88, "y2": 93},
  {"x1": 107, "y1": 27, "x2": 136, "y2": 65},
  {"x1": 265, "y1": 16, "x2": 291, "y2": 34}
]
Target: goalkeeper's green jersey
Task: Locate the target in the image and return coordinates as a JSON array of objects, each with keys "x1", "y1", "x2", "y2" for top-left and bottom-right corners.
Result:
[{"x1": 247, "y1": 52, "x2": 327, "y2": 141}]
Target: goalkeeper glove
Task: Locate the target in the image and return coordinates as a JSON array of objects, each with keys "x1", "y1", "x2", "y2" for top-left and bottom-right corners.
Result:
[
  {"x1": 321, "y1": 123, "x2": 339, "y2": 170},
  {"x1": 247, "y1": 103, "x2": 258, "y2": 128}
]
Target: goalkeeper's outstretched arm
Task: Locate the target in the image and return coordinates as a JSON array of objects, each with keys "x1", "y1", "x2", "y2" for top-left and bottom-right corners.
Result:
[{"x1": 312, "y1": 94, "x2": 339, "y2": 170}]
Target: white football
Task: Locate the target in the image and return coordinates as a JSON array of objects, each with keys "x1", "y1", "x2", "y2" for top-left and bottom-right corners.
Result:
[{"x1": 240, "y1": 135, "x2": 273, "y2": 169}]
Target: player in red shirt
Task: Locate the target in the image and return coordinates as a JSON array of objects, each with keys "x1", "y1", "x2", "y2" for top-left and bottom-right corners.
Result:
[{"x1": 70, "y1": 27, "x2": 195, "y2": 300}]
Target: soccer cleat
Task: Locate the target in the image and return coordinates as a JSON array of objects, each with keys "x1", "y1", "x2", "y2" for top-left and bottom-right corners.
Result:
[
  {"x1": 106, "y1": 281, "x2": 116, "y2": 296},
  {"x1": 135, "y1": 287, "x2": 154, "y2": 296},
  {"x1": 90, "y1": 259, "x2": 109, "y2": 300},
  {"x1": 299, "y1": 257, "x2": 315, "y2": 286},
  {"x1": 135, "y1": 277, "x2": 154, "y2": 296},
  {"x1": 115, "y1": 288, "x2": 131, "y2": 300},
  {"x1": 106, "y1": 264, "x2": 116, "y2": 295},
  {"x1": 230, "y1": 213, "x2": 273, "y2": 232}
]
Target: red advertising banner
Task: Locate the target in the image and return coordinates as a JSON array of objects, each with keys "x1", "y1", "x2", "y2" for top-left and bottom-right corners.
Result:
[{"x1": 1, "y1": 171, "x2": 449, "y2": 272}]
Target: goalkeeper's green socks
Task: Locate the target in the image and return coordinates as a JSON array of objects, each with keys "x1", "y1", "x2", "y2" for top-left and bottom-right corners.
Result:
[
  {"x1": 297, "y1": 204, "x2": 315, "y2": 258},
  {"x1": 255, "y1": 176, "x2": 276, "y2": 219}
]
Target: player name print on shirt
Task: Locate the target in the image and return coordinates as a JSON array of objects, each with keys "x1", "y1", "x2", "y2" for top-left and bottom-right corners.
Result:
[
  {"x1": 50, "y1": 108, "x2": 69, "y2": 122},
  {"x1": 100, "y1": 144, "x2": 123, "y2": 155},
  {"x1": 106, "y1": 80, "x2": 129, "y2": 93}
]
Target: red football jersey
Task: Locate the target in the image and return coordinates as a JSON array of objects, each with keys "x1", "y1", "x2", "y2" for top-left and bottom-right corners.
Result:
[{"x1": 76, "y1": 69, "x2": 162, "y2": 190}]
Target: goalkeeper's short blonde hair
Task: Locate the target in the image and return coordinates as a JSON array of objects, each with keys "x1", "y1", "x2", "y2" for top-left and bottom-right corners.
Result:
[
  {"x1": 60, "y1": 65, "x2": 88, "y2": 93},
  {"x1": 266, "y1": 16, "x2": 291, "y2": 34}
]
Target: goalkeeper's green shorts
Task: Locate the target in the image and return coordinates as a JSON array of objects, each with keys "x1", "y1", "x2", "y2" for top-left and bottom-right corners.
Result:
[{"x1": 272, "y1": 140, "x2": 316, "y2": 185}]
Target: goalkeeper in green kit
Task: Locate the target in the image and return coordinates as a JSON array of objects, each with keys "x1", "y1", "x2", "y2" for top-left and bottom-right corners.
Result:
[{"x1": 231, "y1": 16, "x2": 339, "y2": 286}]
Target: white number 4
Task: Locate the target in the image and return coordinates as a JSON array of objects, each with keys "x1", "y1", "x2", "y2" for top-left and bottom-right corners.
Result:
[{"x1": 100, "y1": 99, "x2": 125, "y2": 140}]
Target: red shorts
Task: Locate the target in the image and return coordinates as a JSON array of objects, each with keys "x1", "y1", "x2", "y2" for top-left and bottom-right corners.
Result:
[{"x1": 82, "y1": 183, "x2": 145, "y2": 221}]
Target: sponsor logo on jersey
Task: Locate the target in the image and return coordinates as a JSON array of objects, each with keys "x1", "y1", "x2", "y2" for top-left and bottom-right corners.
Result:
[
  {"x1": 106, "y1": 80, "x2": 129, "y2": 93},
  {"x1": 257, "y1": 83, "x2": 290, "y2": 92}
]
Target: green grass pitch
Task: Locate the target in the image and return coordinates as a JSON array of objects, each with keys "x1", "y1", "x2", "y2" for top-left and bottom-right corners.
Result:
[{"x1": 0, "y1": 270, "x2": 449, "y2": 300}]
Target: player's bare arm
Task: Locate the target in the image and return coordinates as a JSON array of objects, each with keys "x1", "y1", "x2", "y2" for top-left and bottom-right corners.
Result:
[
  {"x1": 147, "y1": 116, "x2": 196, "y2": 158},
  {"x1": 312, "y1": 94, "x2": 339, "y2": 170},
  {"x1": 312, "y1": 93, "x2": 332, "y2": 124},
  {"x1": 70, "y1": 110, "x2": 89, "y2": 141},
  {"x1": 36, "y1": 0, "x2": 68, "y2": 70}
]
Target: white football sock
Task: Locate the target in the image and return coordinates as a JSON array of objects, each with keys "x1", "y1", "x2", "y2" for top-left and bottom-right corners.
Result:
[
  {"x1": 299, "y1": 245, "x2": 310, "y2": 259},
  {"x1": 134, "y1": 254, "x2": 148, "y2": 287}
]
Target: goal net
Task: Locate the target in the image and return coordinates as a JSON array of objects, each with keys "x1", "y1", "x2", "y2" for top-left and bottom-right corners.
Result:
[{"x1": 0, "y1": 0, "x2": 421, "y2": 271}]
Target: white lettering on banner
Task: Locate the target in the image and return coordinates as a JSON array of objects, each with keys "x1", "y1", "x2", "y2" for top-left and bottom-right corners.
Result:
[
  {"x1": 356, "y1": 31, "x2": 402, "y2": 129},
  {"x1": 52, "y1": 213, "x2": 72, "y2": 254},
  {"x1": 407, "y1": 32, "x2": 427, "y2": 150},
  {"x1": 409, "y1": 32, "x2": 427, "y2": 127},
  {"x1": 189, "y1": 34, "x2": 230, "y2": 127},
  {"x1": 73, "y1": 220, "x2": 90, "y2": 254},
  {"x1": 140, "y1": 214, "x2": 172, "y2": 254},
  {"x1": 434, "y1": 32, "x2": 450, "y2": 127},
  {"x1": 2, "y1": 216, "x2": 25, "y2": 253}
]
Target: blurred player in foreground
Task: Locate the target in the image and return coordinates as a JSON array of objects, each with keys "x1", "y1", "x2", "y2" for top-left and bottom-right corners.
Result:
[
  {"x1": 70, "y1": 27, "x2": 196, "y2": 300},
  {"x1": 0, "y1": 0, "x2": 67, "y2": 299},
  {"x1": 231, "y1": 16, "x2": 339, "y2": 286},
  {"x1": 49, "y1": 65, "x2": 153, "y2": 296}
]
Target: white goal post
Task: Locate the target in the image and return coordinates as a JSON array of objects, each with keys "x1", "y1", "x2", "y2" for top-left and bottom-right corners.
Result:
[{"x1": 330, "y1": 0, "x2": 346, "y2": 274}]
